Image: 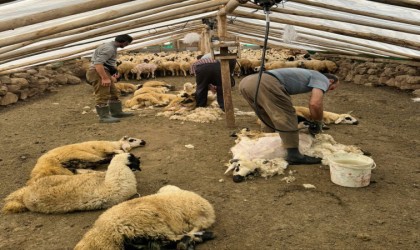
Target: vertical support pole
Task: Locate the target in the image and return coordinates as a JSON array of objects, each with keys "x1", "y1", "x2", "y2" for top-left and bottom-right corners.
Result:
[{"x1": 217, "y1": 14, "x2": 235, "y2": 128}]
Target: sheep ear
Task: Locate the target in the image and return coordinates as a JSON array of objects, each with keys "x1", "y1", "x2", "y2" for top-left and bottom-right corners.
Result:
[
  {"x1": 224, "y1": 164, "x2": 236, "y2": 174},
  {"x1": 348, "y1": 110, "x2": 353, "y2": 114},
  {"x1": 335, "y1": 117, "x2": 344, "y2": 124}
]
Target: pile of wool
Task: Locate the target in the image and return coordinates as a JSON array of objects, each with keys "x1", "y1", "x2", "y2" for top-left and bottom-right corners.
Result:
[{"x1": 157, "y1": 107, "x2": 223, "y2": 123}]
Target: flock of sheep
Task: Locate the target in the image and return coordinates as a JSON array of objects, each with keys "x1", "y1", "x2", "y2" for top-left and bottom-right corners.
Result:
[{"x1": 113, "y1": 48, "x2": 338, "y2": 82}]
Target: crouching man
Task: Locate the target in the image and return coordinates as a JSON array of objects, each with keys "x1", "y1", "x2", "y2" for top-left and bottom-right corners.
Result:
[
  {"x1": 86, "y1": 34, "x2": 134, "y2": 123},
  {"x1": 239, "y1": 68, "x2": 339, "y2": 165}
]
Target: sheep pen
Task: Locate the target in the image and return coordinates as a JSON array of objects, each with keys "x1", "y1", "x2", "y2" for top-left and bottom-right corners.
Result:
[{"x1": 0, "y1": 75, "x2": 418, "y2": 250}]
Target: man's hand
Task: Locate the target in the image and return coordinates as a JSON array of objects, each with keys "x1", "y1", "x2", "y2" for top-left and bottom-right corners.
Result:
[
  {"x1": 308, "y1": 121, "x2": 323, "y2": 135},
  {"x1": 101, "y1": 77, "x2": 111, "y2": 86},
  {"x1": 209, "y1": 84, "x2": 217, "y2": 94}
]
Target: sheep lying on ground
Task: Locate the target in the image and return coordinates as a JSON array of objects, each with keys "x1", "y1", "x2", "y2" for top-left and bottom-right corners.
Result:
[
  {"x1": 133, "y1": 86, "x2": 169, "y2": 96},
  {"x1": 2, "y1": 153, "x2": 141, "y2": 214},
  {"x1": 114, "y1": 82, "x2": 138, "y2": 96},
  {"x1": 28, "y1": 136, "x2": 146, "y2": 184},
  {"x1": 225, "y1": 128, "x2": 364, "y2": 182},
  {"x1": 139, "y1": 80, "x2": 175, "y2": 91},
  {"x1": 294, "y1": 106, "x2": 358, "y2": 125},
  {"x1": 74, "y1": 185, "x2": 215, "y2": 250},
  {"x1": 125, "y1": 92, "x2": 178, "y2": 109}
]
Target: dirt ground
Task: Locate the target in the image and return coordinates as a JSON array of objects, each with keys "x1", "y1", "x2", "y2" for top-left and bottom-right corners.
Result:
[{"x1": 0, "y1": 75, "x2": 419, "y2": 250}]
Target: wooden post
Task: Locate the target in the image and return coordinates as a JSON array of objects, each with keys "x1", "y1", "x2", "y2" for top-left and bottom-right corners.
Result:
[{"x1": 216, "y1": 14, "x2": 235, "y2": 128}]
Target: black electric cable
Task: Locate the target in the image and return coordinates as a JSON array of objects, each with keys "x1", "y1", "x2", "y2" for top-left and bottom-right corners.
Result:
[{"x1": 252, "y1": 4, "x2": 301, "y2": 133}]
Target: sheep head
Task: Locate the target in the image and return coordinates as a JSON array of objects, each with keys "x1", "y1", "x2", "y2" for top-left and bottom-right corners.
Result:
[
  {"x1": 119, "y1": 136, "x2": 146, "y2": 152},
  {"x1": 334, "y1": 114, "x2": 358, "y2": 125},
  {"x1": 224, "y1": 159, "x2": 258, "y2": 183}
]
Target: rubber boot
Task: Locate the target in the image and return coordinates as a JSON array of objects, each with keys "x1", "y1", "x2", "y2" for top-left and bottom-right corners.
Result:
[
  {"x1": 286, "y1": 148, "x2": 321, "y2": 165},
  {"x1": 109, "y1": 100, "x2": 134, "y2": 118},
  {"x1": 95, "y1": 105, "x2": 120, "y2": 123}
]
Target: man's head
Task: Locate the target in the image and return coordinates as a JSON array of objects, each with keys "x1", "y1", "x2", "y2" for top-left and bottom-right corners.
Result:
[
  {"x1": 115, "y1": 34, "x2": 133, "y2": 48},
  {"x1": 323, "y1": 73, "x2": 339, "y2": 91}
]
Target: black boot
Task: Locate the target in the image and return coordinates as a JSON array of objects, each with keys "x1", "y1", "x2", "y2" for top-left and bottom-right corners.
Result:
[
  {"x1": 286, "y1": 148, "x2": 321, "y2": 165},
  {"x1": 109, "y1": 100, "x2": 134, "y2": 118},
  {"x1": 95, "y1": 105, "x2": 120, "y2": 123}
]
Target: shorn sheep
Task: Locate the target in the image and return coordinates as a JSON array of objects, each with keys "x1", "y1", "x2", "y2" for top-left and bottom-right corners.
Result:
[
  {"x1": 74, "y1": 185, "x2": 216, "y2": 250},
  {"x1": 294, "y1": 106, "x2": 358, "y2": 125},
  {"x1": 28, "y1": 136, "x2": 146, "y2": 184},
  {"x1": 225, "y1": 129, "x2": 365, "y2": 182},
  {"x1": 2, "y1": 153, "x2": 141, "y2": 214}
]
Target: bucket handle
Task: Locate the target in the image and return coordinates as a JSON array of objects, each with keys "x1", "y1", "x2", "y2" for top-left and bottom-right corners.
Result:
[{"x1": 371, "y1": 162, "x2": 376, "y2": 170}]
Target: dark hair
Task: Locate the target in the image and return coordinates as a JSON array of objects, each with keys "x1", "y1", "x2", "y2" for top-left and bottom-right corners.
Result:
[
  {"x1": 115, "y1": 34, "x2": 133, "y2": 43},
  {"x1": 322, "y1": 73, "x2": 339, "y2": 84}
]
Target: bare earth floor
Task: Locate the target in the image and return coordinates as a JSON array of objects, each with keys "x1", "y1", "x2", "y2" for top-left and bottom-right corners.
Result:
[{"x1": 0, "y1": 75, "x2": 419, "y2": 250}]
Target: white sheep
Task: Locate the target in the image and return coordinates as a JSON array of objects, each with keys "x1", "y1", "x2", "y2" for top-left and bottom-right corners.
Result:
[
  {"x1": 131, "y1": 63, "x2": 158, "y2": 80},
  {"x1": 28, "y1": 136, "x2": 146, "y2": 185},
  {"x1": 125, "y1": 92, "x2": 178, "y2": 109},
  {"x1": 294, "y1": 106, "x2": 358, "y2": 125},
  {"x1": 114, "y1": 82, "x2": 138, "y2": 95},
  {"x1": 74, "y1": 185, "x2": 216, "y2": 250},
  {"x1": 2, "y1": 153, "x2": 141, "y2": 214}
]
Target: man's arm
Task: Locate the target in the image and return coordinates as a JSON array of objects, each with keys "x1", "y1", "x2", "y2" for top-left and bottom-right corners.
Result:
[
  {"x1": 94, "y1": 64, "x2": 111, "y2": 86},
  {"x1": 308, "y1": 88, "x2": 324, "y2": 121}
]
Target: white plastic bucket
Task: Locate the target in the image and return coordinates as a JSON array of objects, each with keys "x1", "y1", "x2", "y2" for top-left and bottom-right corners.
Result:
[{"x1": 328, "y1": 153, "x2": 376, "y2": 188}]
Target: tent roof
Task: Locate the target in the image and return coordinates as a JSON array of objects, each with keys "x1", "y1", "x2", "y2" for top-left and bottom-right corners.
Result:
[{"x1": 1, "y1": 0, "x2": 419, "y2": 73}]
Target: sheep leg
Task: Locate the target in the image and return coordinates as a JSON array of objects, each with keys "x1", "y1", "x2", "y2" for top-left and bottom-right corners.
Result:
[{"x1": 136, "y1": 72, "x2": 141, "y2": 80}]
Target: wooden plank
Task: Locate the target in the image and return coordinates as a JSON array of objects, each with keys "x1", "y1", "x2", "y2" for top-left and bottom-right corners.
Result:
[
  {"x1": 242, "y1": 2, "x2": 420, "y2": 36},
  {"x1": 229, "y1": 22, "x2": 417, "y2": 59},
  {"x1": 0, "y1": 0, "x2": 131, "y2": 32},
  {"x1": 0, "y1": 0, "x2": 187, "y2": 48},
  {"x1": 292, "y1": 0, "x2": 420, "y2": 26},
  {"x1": 232, "y1": 10, "x2": 420, "y2": 51}
]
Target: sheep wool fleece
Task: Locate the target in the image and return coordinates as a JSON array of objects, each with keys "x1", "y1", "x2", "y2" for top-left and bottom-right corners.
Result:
[{"x1": 239, "y1": 73, "x2": 299, "y2": 148}]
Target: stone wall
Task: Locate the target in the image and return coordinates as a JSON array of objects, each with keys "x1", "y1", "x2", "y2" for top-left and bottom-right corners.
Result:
[
  {"x1": 315, "y1": 55, "x2": 420, "y2": 95},
  {"x1": 0, "y1": 59, "x2": 89, "y2": 106}
]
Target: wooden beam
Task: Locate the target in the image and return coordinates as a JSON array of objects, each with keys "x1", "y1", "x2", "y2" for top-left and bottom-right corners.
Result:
[
  {"x1": 219, "y1": 0, "x2": 245, "y2": 15},
  {"x1": 242, "y1": 2, "x2": 420, "y2": 36},
  {"x1": 0, "y1": 0, "x2": 131, "y2": 32},
  {"x1": 366, "y1": 0, "x2": 420, "y2": 9},
  {"x1": 232, "y1": 10, "x2": 420, "y2": 51},
  {"x1": 292, "y1": 0, "x2": 420, "y2": 27},
  {"x1": 39, "y1": 0, "x2": 213, "y2": 42},
  {"x1": 0, "y1": 0, "x2": 188, "y2": 48},
  {"x1": 230, "y1": 20, "x2": 420, "y2": 59},
  {"x1": 0, "y1": 22, "x2": 204, "y2": 63},
  {"x1": 217, "y1": 13, "x2": 236, "y2": 128}
]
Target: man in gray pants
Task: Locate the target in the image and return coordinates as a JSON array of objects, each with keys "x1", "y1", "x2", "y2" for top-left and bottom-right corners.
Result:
[
  {"x1": 86, "y1": 34, "x2": 134, "y2": 123},
  {"x1": 239, "y1": 68, "x2": 339, "y2": 165}
]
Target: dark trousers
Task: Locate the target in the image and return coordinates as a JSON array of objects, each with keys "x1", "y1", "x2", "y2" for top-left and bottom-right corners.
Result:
[{"x1": 195, "y1": 62, "x2": 224, "y2": 109}]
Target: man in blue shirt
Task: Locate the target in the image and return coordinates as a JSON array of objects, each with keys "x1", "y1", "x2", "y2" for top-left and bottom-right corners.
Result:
[{"x1": 239, "y1": 68, "x2": 339, "y2": 165}]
